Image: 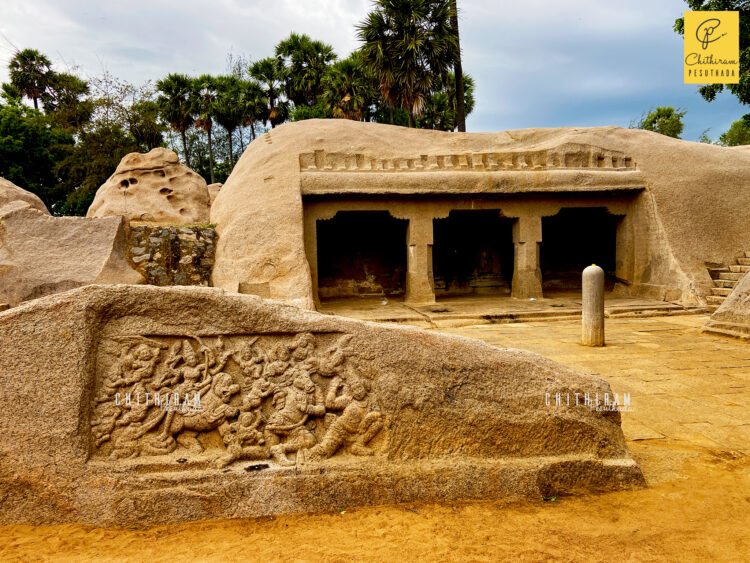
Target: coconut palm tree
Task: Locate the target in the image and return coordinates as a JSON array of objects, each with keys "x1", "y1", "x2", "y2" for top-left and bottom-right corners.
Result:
[
  {"x1": 192, "y1": 74, "x2": 218, "y2": 183},
  {"x1": 8, "y1": 48, "x2": 53, "y2": 110},
  {"x1": 156, "y1": 73, "x2": 195, "y2": 167},
  {"x1": 358, "y1": 0, "x2": 459, "y2": 127},
  {"x1": 275, "y1": 32, "x2": 337, "y2": 107}
]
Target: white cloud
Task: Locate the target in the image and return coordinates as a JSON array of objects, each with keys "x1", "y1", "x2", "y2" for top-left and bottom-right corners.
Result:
[{"x1": 0, "y1": 0, "x2": 745, "y2": 140}]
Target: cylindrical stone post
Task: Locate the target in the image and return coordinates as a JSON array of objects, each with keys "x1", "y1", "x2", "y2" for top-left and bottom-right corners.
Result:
[{"x1": 582, "y1": 264, "x2": 605, "y2": 347}]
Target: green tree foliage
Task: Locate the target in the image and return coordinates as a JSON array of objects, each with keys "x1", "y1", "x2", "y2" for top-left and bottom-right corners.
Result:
[
  {"x1": 718, "y1": 114, "x2": 750, "y2": 144},
  {"x1": 55, "y1": 124, "x2": 139, "y2": 215},
  {"x1": 212, "y1": 75, "x2": 245, "y2": 167},
  {"x1": 358, "y1": 0, "x2": 459, "y2": 127},
  {"x1": 632, "y1": 106, "x2": 687, "y2": 138},
  {"x1": 419, "y1": 72, "x2": 474, "y2": 131},
  {"x1": 674, "y1": 1, "x2": 750, "y2": 105},
  {"x1": 250, "y1": 57, "x2": 289, "y2": 128},
  {"x1": 125, "y1": 100, "x2": 165, "y2": 151},
  {"x1": 156, "y1": 73, "x2": 195, "y2": 167},
  {"x1": 321, "y1": 52, "x2": 378, "y2": 120},
  {"x1": 8, "y1": 49, "x2": 52, "y2": 110},
  {"x1": 41, "y1": 72, "x2": 94, "y2": 132},
  {"x1": 192, "y1": 74, "x2": 218, "y2": 183},
  {"x1": 276, "y1": 33, "x2": 337, "y2": 107},
  {"x1": 0, "y1": 103, "x2": 73, "y2": 207}
]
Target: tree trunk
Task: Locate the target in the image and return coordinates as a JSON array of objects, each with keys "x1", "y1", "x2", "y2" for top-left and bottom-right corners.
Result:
[
  {"x1": 451, "y1": 0, "x2": 466, "y2": 132},
  {"x1": 180, "y1": 129, "x2": 191, "y2": 168},
  {"x1": 408, "y1": 112, "x2": 414, "y2": 128},
  {"x1": 33, "y1": 96, "x2": 39, "y2": 110},
  {"x1": 207, "y1": 127, "x2": 215, "y2": 184},
  {"x1": 250, "y1": 123, "x2": 256, "y2": 141},
  {"x1": 389, "y1": 107, "x2": 394, "y2": 125},
  {"x1": 238, "y1": 127, "x2": 245, "y2": 151},
  {"x1": 227, "y1": 129, "x2": 234, "y2": 168}
]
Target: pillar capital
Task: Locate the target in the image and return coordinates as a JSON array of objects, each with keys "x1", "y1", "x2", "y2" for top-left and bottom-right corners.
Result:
[
  {"x1": 511, "y1": 216, "x2": 543, "y2": 299},
  {"x1": 512, "y1": 215, "x2": 542, "y2": 244}
]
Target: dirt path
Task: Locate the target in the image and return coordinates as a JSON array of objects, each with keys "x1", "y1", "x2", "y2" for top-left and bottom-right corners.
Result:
[{"x1": 1, "y1": 316, "x2": 748, "y2": 561}]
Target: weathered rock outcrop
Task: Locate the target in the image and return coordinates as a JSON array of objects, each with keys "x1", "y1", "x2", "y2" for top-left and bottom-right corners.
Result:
[
  {"x1": 87, "y1": 148, "x2": 210, "y2": 225},
  {"x1": 0, "y1": 284, "x2": 643, "y2": 525},
  {"x1": 207, "y1": 182, "x2": 222, "y2": 205},
  {"x1": 0, "y1": 177, "x2": 49, "y2": 214},
  {"x1": 703, "y1": 271, "x2": 750, "y2": 340},
  {"x1": 0, "y1": 202, "x2": 143, "y2": 306},
  {"x1": 211, "y1": 120, "x2": 750, "y2": 309}
]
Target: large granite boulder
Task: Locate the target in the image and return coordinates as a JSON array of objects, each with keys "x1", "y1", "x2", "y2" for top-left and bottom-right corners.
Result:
[
  {"x1": 0, "y1": 284, "x2": 643, "y2": 525},
  {"x1": 0, "y1": 177, "x2": 49, "y2": 214},
  {"x1": 87, "y1": 148, "x2": 210, "y2": 225},
  {"x1": 703, "y1": 270, "x2": 750, "y2": 340},
  {"x1": 0, "y1": 202, "x2": 143, "y2": 306},
  {"x1": 207, "y1": 182, "x2": 222, "y2": 205}
]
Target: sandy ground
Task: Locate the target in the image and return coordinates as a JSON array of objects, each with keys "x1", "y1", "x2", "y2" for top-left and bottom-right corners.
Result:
[{"x1": 1, "y1": 315, "x2": 748, "y2": 562}]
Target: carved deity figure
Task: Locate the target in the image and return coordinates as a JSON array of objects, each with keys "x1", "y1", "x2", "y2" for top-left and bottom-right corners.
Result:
[
  {"x1": 304, "y1": 375, "x2": 382, "y2": 461},
  {"x1": 264, "y1": 370, "x2": 325, "y2": 466}
]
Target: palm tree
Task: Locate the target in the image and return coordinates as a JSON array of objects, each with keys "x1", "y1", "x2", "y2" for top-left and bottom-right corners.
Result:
[
  {"x1": 450, "y1": 0, "x2": 466, "y2": 132},
  {"x1": 321, "y1": 53, "x2": 376, "y2": 121},
  {"x1": 239, "y1": 79, "x2": 267, "y2": 144},
  {"x1": 192, "y1": 74, "x2": 217, "y2": 183},
  {"x1": 358, "y1": 0, "x2": 459, "y2": 127},
  {"x1": 156, "y1": 73, "x2": 195, "y2": 167},
  {"x1": 213, "y1": 75, "x2": 245, "y2": 167},
  {"x1": 249, "y1": 57, "x2": 289, "y2": 128},
  {"x1": 275, "y1": 32, "x2": 337, "y2": 107},
  {"x1": 8, "y1": 48, "x2": 53, "y2": 110}
]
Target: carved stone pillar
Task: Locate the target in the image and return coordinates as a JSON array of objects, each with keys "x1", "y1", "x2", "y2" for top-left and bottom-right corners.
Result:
[
  {"x1": 405, "y1": 214, "x2": 436, "y2": 305},
  {"x1": 511, "y1": 216, "x2": 543, "y2": 299}
]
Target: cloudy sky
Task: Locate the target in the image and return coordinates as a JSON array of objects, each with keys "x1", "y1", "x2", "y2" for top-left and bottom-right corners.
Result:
[{"x1": 0, "y1": 0, "x2": 746, "y2": 141}]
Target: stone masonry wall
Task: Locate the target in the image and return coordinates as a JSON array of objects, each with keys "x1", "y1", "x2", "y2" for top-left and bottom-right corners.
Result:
[{"x1": 127, "y1": 225, "x2": 216, "y2": 286}]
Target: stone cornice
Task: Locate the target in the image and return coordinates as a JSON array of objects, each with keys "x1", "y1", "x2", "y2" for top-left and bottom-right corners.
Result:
[{"x1": 299, "y1": 144, "x2": 637, "y2": 174}]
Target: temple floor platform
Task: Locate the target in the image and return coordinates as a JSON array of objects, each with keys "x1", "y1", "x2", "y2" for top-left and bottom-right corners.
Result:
[{"x1": 319, "y1": 292, "x2": 707, "y2": 328}]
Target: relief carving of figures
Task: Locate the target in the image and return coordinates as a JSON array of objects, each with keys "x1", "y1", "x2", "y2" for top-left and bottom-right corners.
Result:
[{"x1": 91, "y1": 332, "x2": 384, "y2": 468}]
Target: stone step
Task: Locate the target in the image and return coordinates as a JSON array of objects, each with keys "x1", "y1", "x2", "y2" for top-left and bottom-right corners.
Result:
[
  {"x1": 702, "y1": 322, "x2": 750, "y2": 341},
  {"x1": 719, "y1": 272, "x2": 743, "y2": 281},
  {"x1": 729, "y1": 265, "x2": 750, "y2": 273},
  {"x1": 706, "y1": 295, "x2": 726, "y2": 305},
  {"x1": 745, "y1": 250, "x2": 750, "y2": 258},
  {"x1": 737, "y1": 257, "x2": 750, "y2": 266},
  {"x1": 711, "y1": 287, "x2": 733, "y2": 297},
  {"x1": 713, "y1": 279, "x2": 737, "y2": 288},
  {"x1": 706, "y1": 304, "x2": 720, "y2": 314}
]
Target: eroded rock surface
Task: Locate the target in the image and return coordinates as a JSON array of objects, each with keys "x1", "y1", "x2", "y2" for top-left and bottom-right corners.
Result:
[
  {"x1": 207, "y1": 183, "x2": 222, "y2": 205},
  {"x1": 87, "y1": 148, "x2": 210, "y2": 224},
  {"x1": 0, "y1": 284, "x2": 643, "y2": 525},
  {"x1": 0, "y1": 202, "x2": 143, "y2": 306},
  {"x1": 0, "y1": 177, "x2": 49, "y2": 214}
]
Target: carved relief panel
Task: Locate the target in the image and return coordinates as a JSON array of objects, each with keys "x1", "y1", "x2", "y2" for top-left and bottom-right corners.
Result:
[{"x1": 90, "y1": 332, "x2": 384, "y2": 468}]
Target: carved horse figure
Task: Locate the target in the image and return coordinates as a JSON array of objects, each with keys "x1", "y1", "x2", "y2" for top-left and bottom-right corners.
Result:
[{"x1": 144, "y1": 372, "x2": 241, "y2": 455}]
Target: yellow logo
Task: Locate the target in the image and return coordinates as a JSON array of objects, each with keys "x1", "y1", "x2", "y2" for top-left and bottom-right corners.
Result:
[{"x1": 684, "y1": 11, "x2": 739, "y2": 84}]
